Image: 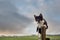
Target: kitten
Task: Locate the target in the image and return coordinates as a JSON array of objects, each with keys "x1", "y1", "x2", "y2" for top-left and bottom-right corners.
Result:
[{"x1": 34, "y1": 13, "x2": 48, "y2": 34}]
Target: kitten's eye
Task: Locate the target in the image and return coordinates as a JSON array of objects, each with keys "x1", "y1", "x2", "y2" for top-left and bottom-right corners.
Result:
[{"x1": 36, "y1": 19, "x2": 39, "y2": 21}]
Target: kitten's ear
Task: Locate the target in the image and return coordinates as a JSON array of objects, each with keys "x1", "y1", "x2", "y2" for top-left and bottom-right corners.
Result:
[
  {"x1": 39, "y1": 13, "x2": 43, "y2": 19},
  {"x1": 34, "y1": 15, "x2": 36, "y2": 17},
  {"x1": 39, "y1": 13, "x2": 43, "y2": 16}
]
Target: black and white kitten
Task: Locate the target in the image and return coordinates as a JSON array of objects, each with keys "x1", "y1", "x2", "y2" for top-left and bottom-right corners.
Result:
[{"x1": 34, "y1": 13, "x2": 48, "y2": 34}]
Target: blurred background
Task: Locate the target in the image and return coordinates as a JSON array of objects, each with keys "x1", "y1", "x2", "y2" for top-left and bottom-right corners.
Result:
[{"x1": 0, "y1": 0, "x2": 60, "y2": 36}]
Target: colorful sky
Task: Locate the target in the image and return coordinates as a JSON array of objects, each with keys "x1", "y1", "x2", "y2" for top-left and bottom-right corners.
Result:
[{"x1": 0, "y1": 0, "x2": 60, "y2": 35}]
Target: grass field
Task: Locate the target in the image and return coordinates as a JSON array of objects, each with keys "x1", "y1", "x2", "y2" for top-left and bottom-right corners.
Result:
[{"x1": 0, "y1": 35, "x2": 60, "y2": 40}]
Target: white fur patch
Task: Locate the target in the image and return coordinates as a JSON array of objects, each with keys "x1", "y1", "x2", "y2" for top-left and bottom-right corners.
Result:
[{"x1": 38, "y1": 20, "x2": 47, "y2": 28}]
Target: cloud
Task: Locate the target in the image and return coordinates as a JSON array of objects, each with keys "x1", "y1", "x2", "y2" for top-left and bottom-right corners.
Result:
[
  {"x1": 13, "y1": 0, "x2": 60, "y2": 34},
  {"x1": 43, "y1": 0, "x2": 60, "y2": 34},
  {"x1": 11, "y1": 0, "x2": 60, "y2": 34},
  {"x1": 0, "y1": 0, "x2": 60, "y2": 35},
  {"x1": 0, "y1": 0, "x2": 32, "y2": 34}
]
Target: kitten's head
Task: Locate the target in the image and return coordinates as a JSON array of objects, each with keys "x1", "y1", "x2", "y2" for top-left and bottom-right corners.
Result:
[{"x1": 34, "y1": 13, "x2": 43, "y2": 23}]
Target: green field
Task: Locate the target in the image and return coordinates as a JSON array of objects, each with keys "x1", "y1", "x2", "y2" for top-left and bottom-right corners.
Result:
[{"x1": 0, "y1": 35, "x2": 60, "y2": 40}]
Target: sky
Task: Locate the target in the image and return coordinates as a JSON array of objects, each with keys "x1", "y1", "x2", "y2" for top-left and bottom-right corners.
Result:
[{"x1": 0, "y1": 0, "x2": 60, "y2": 35}]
